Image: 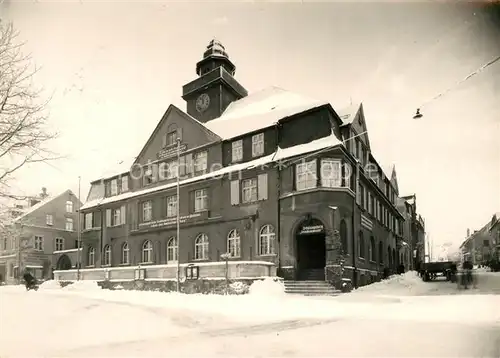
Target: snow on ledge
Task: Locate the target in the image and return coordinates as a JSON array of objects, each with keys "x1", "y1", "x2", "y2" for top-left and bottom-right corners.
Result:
[{"x1": 53, "y1": 248, "x2": 82, "y2": 254}]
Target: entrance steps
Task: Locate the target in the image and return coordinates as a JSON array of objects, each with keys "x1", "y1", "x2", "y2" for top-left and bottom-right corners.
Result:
[{"x1": 284, "y1": 280, "x2": 341, "y2": 296}]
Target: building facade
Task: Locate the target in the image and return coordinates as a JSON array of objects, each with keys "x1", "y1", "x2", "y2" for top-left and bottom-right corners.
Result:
[
  {"x1": 460, "y1": 212, "x2": 500, "y2": 265},
  {"x1": 0, "y1": 189, "x2": 82, "y2": 283},
  {"x1": 75, "y1": 39, "x2": 419, "y2": 288}
]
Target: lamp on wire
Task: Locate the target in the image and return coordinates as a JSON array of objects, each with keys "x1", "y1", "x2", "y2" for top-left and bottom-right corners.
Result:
[{"x1": 413, "y1": 108, "x2": 423, "y2": 119}]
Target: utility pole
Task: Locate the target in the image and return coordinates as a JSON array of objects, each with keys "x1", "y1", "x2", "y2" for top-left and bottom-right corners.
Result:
[
  {"x1": 76, "y1": 176, "x2": 81, "y2": 280},
  {"x1": 176, "y1": 137, "x2": 181, "y2": 293}
]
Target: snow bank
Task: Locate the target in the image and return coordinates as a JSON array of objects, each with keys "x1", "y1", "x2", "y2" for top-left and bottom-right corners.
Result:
[
  {"x1": 62, "y1": 280, "x2": 102, "y2": 291},
  {"x1": 353, "y1": 271, "x2": 431, "y2": 296},
  {"x1": 249, "y1": 277, "x2": 286, "y2": 297},
  {"x1": 39, "y1": 280, "x2": 62, "y2": 290}
]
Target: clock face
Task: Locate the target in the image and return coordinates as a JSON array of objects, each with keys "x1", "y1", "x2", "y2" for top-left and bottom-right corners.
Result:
[{"x1": 196, "y1": 93, "x2": 210, "y2": 113}]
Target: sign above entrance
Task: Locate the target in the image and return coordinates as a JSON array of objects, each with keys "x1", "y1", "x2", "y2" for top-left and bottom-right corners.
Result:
[{"x1": 298, "y1": 224, "x2": 324, "y2": 235}]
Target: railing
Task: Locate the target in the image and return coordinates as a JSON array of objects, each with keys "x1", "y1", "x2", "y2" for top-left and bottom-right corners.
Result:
[{"x1": 53, "y1": 260, "x2": 277, "y2": 282}]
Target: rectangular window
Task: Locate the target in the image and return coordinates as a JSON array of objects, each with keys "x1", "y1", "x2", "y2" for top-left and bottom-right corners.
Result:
[
  {"x1": 143, "y1": 167, "x2": 153, "y2": 186},
  {"x1": 321, "y1": 159, "x2": 342, "y2": 187},
  {"x1": 66, "y1": 201, "x2": 73, "y2": 213},
  {"x1": 121, "y1": 176, "x2": 129, "y2": 192},
  {"x1": 242, "y1": 178, "x2": 258, "y2": 203},
  {"x1": 193, "y1": 151, "x2": 207, "y2": 172},
  {"x1": 85, "y1": 213, "x2": 93, "y2": 229},
  {"x1": 257, "y1": 173, "x2": 268, "y2": 200},
  {"x1": 370, "y1": 194, "x2": 375, "y2": 215},
  {"x1": 110, "y1": 179, "x2": 118, "y2": 196},
  {"x1": 165, "y1": 161, "x2": 177, "y2": 180},
  {"x1": 143, "y1": 201, "x2": 152, "y2": 222},
  {"x1": 194, "y1": 189, "x2": 208, "y2": 212},
  {"x1": 34, "y1": 236, "x2": 43, "y2": 251},
  {"x1": 112, "y1": 207, "x2": 121, "y2": 226},
  {"x1": 230, "y1": 180, "x2": 240, "y2": 205},
  {"x1": 65, "y1": 218, "x2": 73, "y2": 231},
  {"x1": 166, "y1": 195, "x2": 177, "y2": 217},
  {"x1": 55, "y1": 237, "x2": 64, "y2": 251},
  {"x1": 360, "y1": 185, "x2": 365, "y2": 209},
  {"x1": 46, "y1": 214, "x2": 53, "y2": 226},
  {"x1": 252, "y1": 133, "x2": 264, "y2": 157},
  {"x1": 231, "y1": 140, "x2": 243, "y2": 162},
  {"x1": 165, "y1": 131, "x2": 177, "y2": 146},
  {"x1": 296, "y1": 159, "x2": 317, "y2": 191}
]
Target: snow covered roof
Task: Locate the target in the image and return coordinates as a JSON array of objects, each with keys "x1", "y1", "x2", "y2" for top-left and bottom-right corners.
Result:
[
  {"x1": 95, "y1": 156, "x2": 137, "y2": 183},
  {"x1": 13, "y1": 190, "x2": 71, "y2": 223},
  {"x1": 204, "y1": 86, "x2": 328, "y2": 140},
  {"x1": 80, "y1": 131, "x2": 344, "y2": 211},
  {"x1": 337, "y1": 102, "x2": 361, "y2": 125}
]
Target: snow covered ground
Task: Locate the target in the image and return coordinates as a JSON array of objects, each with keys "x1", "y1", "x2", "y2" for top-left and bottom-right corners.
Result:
[{"x1": 1, "y1": 272, "x2": 499, "y2": 357}]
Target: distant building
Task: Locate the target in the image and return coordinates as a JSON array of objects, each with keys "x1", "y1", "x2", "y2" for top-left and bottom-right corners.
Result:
[
  {"x1": 399, "y1": 194, "x2": 426, "y2": 268},
  {"x1": 0, "y1": 189, "x2": 82, "y2": 284},
  {"x1": 460, "y1": 212, "x2": 500, "y2": 265}
]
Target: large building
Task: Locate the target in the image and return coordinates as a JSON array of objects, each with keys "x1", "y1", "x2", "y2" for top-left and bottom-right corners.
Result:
[
  {"x1": 460, "y1": 212, "x2": 500, "y2": 265},
  {"x1": 67, "y1": 39, "x2": 422, "y2": 289},
  {"x1": 0, "y1": 189, "x2": 82, "y2": 283}
]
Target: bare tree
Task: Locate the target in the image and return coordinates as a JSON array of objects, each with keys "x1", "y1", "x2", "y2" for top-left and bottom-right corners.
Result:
[{"x1": 0, "y1": 21, "x2": 58, "y2": 199}]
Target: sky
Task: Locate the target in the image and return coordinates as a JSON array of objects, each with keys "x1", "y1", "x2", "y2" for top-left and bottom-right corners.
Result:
[{"x1": 1, "y1": 0, "x2": 499, "y2": 253}]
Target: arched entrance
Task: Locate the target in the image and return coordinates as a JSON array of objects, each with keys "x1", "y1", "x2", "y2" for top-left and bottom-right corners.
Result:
[
  {"x1": 295, "y1": 217, "x2": 326, "y2": 280},
  {"x1": 56, "y1": 254, "x2": 72, "y2": 271}
]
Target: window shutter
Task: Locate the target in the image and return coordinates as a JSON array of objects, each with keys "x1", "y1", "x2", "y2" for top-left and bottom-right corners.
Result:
[
  {"x1": 121, "y1": 205, "x2": 126, "y2": 224},
  {"x1": 106, "y1": 209, "x2": 112, "y2": 227},
  {"x1": 188, "y1": 190, "x2": 195, "y2": 213},
  {"x1": 162, "y1": 134, "x2": 167, "y2": 148},
  {"x1": 230, "y1": 180, "x2": 240, "y2": 205},
  {"x1": 185, "y1": 153, "x2": 193, "y2": 174},
  {"x1": 177, "y1": 128, "x2": 183, "y2": 141},
  {"x1": 257, "y1": 173, "x2": 268, "y2": 200}
]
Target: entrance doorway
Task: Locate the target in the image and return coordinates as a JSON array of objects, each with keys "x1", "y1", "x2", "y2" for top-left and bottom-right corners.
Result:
[
  {"x1": 295, "y1": 218, "x2": 326, "y2": 280},
  {"x1": 56, "y1": 254, "x2": 72, "y2": 271}
]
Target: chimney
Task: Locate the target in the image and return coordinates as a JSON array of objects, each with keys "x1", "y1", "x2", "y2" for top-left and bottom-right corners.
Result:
[
  {"x1": 40, "y1": 187, "x2": 48, "y2": 199},
  {"x1": 467, "y1": 228, "x2": 470, "y2": 237}
]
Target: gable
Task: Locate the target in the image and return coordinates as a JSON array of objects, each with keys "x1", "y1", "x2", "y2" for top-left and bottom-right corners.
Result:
[
  {"x1": 390, "y1": 167, "x2": 399, "y2": 194},
  {"x1": 349, "y1": 105, "x2": 371, "y2": 150},
  {"x1": 14, "y1": 190, "x2": 81, "y2": 228},
  {"x1": 134, "y1": 105, "x2": 221, "y2": 166}
]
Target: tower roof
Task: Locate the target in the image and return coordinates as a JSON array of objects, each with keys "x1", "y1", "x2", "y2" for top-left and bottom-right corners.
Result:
[
  {"x1": 203, "y1": 38, "x2": 229, "y2": 59},
  {"x1": 196, "y1": 38, "x2": 236, "y2": 76}
]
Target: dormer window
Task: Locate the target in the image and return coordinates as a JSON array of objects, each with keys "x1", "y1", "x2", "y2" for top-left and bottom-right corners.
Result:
[
  {"x1": 164, "y1": 130, "x2": 177, "y2": 147},
  {"x1": 232, "y1": 140, "x2": 243, "y2": 162},
  {"x1": 110, "y1": 179, "x2": 118, "y2": 196},
  {"x1": 252, "y1": 133, "x2": 264, "y2": 157},
  {"x1": 121, "y1": 176, "x2": 128, "y2": 193},
  {"x1": 143, "y1": 167, "x2": 153, "y2": 186},
  {"x1": 193, "y1": 151, "x2": 207, "y2": 172}
]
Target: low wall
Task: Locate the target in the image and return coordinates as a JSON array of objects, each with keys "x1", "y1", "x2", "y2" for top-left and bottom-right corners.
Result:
[{"x1": 54, "y1": 260, "x2": 277, "y2": 284}]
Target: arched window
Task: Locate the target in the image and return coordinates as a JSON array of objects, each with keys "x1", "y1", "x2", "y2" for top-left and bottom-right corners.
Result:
[
  {"x1": 167, "y1": 237, "x2": 178, "y2": 262},
  {"x1": 378, "y1": 241, "x2": 383, "y2": 264},
  {"x1": 227, "y1": 229, "x2": 241, "y2": 258},
  {"x1": 339, "y1": 220, "x2": 348, "y2": 254},
  {"x1": 358, "y1": 231, "x2": 365, "y2": 258},
  {"x1": 369, "y1": 236, "x2": 375, "y2": 262},
  {"x1": 121, "y1": 243, "x2": 129, "y2": 264},
  {"x1": 259, "y1": 225, "x2": 275, "y2": 256},
  {"x1": 88, "y1": 246, "x2": 95, "y2": 267},
  {"x1": 103, "y1": 245, "x2": 111, "y2": 266},
  {"x1": 142, "y1": 240, "x2": 153, "y2": 263},
  {"x1": 194, "y1": 234, "x2": 209, "y2": 260}
]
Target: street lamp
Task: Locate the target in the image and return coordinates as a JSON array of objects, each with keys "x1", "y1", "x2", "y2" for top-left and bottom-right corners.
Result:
[{"x1": 176, "y1": 137, "x2": 181, "y2": 293}]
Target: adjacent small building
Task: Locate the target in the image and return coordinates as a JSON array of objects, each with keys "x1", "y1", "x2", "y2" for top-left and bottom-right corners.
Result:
[
  {"x1": 0, "y1": 188, "x2": 82, "y2": 283},
  {"x1": 398, "y1": 194, "x2": 426, "y2": 270},
  {"x1": 460, "y1": 212, "x2": 500, "y2": 265}
]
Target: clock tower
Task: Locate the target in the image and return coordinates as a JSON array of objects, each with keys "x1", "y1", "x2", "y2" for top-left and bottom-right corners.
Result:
[{"x1": 182, "y1": 39, "x2": 248, "y2": 123}]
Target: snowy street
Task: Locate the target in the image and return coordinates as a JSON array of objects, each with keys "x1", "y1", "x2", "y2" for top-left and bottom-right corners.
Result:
[{"x1": 1, "y1": 273, "x2": 499, "y2": 357}]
